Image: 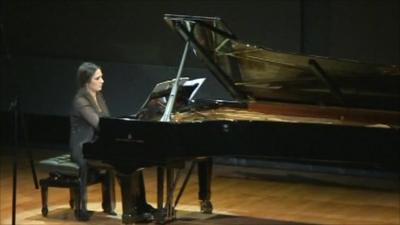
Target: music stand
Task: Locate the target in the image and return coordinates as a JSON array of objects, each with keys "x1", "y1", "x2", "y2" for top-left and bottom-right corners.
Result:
[
  {"x1": 134, "y1": 77, "x2": 205, "y2": 121},
  {"x1": 139, "y1": 77, "x2": 205, "y2": 110}
]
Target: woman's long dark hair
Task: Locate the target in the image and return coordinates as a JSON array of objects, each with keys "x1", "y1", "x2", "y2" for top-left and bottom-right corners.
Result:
[
  {"x1": 75, "y1": 62, "x2": 110, "y2": 116},
  {"x1": 77, "y1": 62, "x2": 100, "y2": 88}
]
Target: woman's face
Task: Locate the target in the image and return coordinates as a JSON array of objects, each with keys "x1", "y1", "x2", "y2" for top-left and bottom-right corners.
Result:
[{"x1": 87, "y1": 69, "x2": 104, "y2": 93}]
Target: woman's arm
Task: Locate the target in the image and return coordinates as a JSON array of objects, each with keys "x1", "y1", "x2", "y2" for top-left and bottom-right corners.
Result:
[{"x1": 74, "y1": 97, "x2": 100, "y2": 128}]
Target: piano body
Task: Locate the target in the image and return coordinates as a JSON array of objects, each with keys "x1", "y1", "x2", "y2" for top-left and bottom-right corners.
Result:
[{"x1": 83, "y1": 14, "x2": 400, "y2": 224}]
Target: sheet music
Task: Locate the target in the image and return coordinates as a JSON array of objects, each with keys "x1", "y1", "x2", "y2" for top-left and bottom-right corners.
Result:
[
  {"x1": 152, "y1": 77, "x2": 189, "y2": 93},
  {"x1": 138, "y1": 77, "x2": 206, "y2": 112},
  {"x1": 183, "y1": 78, "x2": 206, "y2": 100}
]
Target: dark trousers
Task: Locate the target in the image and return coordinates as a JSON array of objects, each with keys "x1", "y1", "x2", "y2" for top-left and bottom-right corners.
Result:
[
  {"x1": 132, "y1": 170, "x2": 148, "y2": 209},
  {"x1": 98, "y1": 168, "x2": 116, "y2": 212},
  {"x1": 76, "y1": 160, "x2": 116, "y2": 212}
]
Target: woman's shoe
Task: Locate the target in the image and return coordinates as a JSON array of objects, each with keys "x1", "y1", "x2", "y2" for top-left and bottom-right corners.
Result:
[
  {"x1": 104, "y1": 210, "x2": 118, "y2": 216},
  {"x1": 132, "y1": 212, "x2": 154, "y2": 223},
  {"x1": 74, "y1": 209, "x2": 94, "y2": 221},
  {"x1": 141, "y1": 203, "x2": 156, "y2": 214}
]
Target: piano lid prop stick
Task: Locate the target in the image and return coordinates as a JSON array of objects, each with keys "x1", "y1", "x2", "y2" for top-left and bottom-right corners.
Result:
[{"x1": 160, "y1": 41, "x2": 190, "y2": 122}]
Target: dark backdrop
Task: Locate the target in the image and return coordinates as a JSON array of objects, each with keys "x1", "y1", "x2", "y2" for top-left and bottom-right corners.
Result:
[
  {"x1": 0, "y1": 0, "x2": 399, "y2": 179},
  {"x1": 1, "y1": 0, "x2": 399, "y2": 116}
]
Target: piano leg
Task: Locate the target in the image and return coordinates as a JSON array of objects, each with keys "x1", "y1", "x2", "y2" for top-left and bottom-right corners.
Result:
[
  {"x1": 155, "y1": 167, "x2": 167, "y2": 224},
  {"x1": 166, "y1": 167, "x2": 176, "y2": 219},
  {"x1": 154, "y1": 166, "x2": 176, "y2": 224},
  {"x1": 198, "y1": 157, "x2": 213, "y2": 214},
  {"x1": 157, "y1": 167, "x2": 164, "y2": 211}
]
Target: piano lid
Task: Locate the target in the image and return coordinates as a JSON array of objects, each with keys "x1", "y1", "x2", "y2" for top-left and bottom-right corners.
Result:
[{"x1": 164, "y1": 14, "x2": 400, "y2": 111}]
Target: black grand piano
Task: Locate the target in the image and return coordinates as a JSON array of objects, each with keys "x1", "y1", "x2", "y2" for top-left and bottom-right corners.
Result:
[{"x1": 83, "y1": 14, "x2": 400, "y2": 224}]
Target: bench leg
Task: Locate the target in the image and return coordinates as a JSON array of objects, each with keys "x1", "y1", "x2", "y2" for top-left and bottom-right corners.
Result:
[
  {"x1": 69, "y1": 187, "x2": 75, "y2": 209},
  {"x1": 41, "y1": 185, "x2": 49, "y2": 217}
]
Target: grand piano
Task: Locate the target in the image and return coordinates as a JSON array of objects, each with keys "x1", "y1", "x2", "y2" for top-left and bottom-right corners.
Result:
[{"x1": 83, "y1": 14, "x2": 400, "y2": 224}]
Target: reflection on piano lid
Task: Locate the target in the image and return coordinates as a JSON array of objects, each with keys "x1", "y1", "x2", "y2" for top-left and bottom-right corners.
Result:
[{"x1": 164, "y1": 14, "x2": 400, "y2": 112}]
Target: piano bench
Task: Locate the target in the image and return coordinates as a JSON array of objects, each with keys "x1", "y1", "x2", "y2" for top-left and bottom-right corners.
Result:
[{"x1": 37, "y1": 154, "x2": 103, "y2": 217}]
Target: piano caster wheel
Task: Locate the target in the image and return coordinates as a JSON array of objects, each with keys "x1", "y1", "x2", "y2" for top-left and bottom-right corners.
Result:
[
  {"x1": 200, "y1": 200, "x2": 213, "y2": 214},
  {"x1": 154, "y1": 208, "x2": 167, "y2": 224},
  {"x1": 41, "y1": 207, "x2": 48, "y2": 217}
]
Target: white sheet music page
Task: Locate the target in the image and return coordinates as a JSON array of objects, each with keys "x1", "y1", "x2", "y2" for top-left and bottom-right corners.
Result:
[{"x1": 183, "y1": 78, "x2": 206, "y2": 100}]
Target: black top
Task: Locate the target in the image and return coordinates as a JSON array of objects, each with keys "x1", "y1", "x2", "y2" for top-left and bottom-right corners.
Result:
[{"x1": 69, "y1": 88, "x2": 109, "y2": 163}]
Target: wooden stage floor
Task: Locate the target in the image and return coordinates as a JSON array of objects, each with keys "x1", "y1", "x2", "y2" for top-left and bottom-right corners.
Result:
[{"x1": 0, "y1": 147, "x2": 399, "y2": 225}]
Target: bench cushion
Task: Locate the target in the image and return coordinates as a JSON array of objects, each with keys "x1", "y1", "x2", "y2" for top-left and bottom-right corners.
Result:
[{"x1": 38, "y1": 154, "x2": 79, "y2": 176}]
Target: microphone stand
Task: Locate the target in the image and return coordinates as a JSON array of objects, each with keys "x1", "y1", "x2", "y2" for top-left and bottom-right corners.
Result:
[
  {"x1": 1, "y1": 20, "x2": 39, "y2": 225},
  {"x1": 8, "y1": 72, "x2": 40, "y2": 225},
  {"x1": 10, "y1": 98, "x2": 19, "y2": 225}
]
